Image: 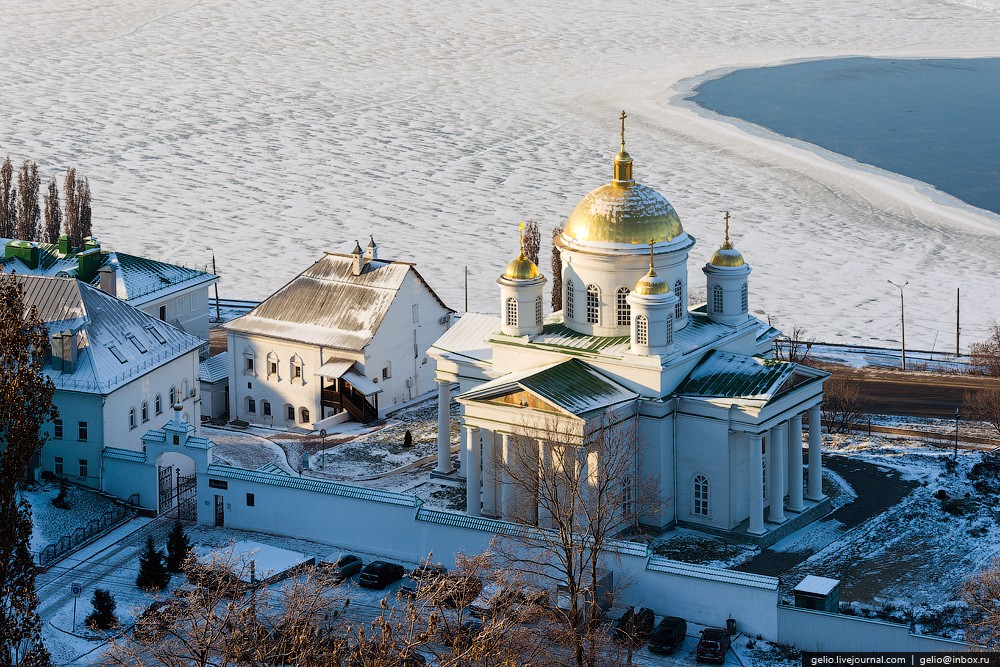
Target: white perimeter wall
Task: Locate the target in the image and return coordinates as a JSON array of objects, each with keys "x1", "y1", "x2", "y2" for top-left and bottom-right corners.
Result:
[{"x1": 777, "y1": 605, "x2": 964, "y2": 653}]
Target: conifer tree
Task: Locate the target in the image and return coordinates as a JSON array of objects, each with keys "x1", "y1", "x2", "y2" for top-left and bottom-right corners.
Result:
[
  {"x1": 0, "y1": 273, "x2": 56, "y2": 667},
  {"x1": 84, "y1": 589, "x2": 118, "y2": 631},
  {"x1": 51, "y1": 475, "x2": 70, "y2": 510},
  {"x1": 136, "y1": 536, "x2": 169, "y2": 591},
  {"x1": 15, "y1": 160, "x2": 40, "y2": 242},
  {"x1": 42, "y1": 177, "x2": 61, "y2": 244},
  {"x1": 0, "y1": 156, "x2": 15, "y2": 238},
  {"x1": 550, "y1": 224, "x2": 564, "y2": 311},
  {"x1": 62, "y1": 167, "x2": 77, "y2": 249},
  {"x1": 165, "y1": 521, "x2": 191, "y2": 573},
  {"x1": 76, "y1": 178, "x2": 91, "y2": 241}
]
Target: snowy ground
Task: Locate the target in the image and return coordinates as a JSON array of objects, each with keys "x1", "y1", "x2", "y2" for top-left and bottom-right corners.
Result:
[
  {"x1": 22, "y1": 481, "x2": 121, "y2": 555},
  {"x1": 2, "y1": 0, "x2": 1000, "y2": 353}
]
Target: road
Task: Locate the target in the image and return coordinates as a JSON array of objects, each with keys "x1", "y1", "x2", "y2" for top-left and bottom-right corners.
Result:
[{"x1": 829, "y1": 366, "x2": 1000, "y2": 418}]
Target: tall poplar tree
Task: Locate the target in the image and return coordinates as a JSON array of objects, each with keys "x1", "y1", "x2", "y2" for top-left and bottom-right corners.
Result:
[
  {"x1": 42, "y1": 177, "x2": 61, "y2": 244},
  {"x1": 0, "y1": 157, "x2": 15, "y2": 239},
  {"x1": 76, "y1": 178, "x2": 92, "y2": 242},
  {"x1": 62, "y1": 168, "x2": 78, "y2": 249},
  {"x1": 550, "y1": 224, "x2": 564, "y2": 312},
  {"x1": 15, "y1": 161, "x2": 40, "y2": 242},
  {"x1": 0, "y1": 274, "x2": 56, "y2": 666}
]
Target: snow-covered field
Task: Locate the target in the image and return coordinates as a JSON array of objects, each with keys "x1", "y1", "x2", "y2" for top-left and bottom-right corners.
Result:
[{"x1": 1, "y1": 0, "x2": 999, "y2": 350}]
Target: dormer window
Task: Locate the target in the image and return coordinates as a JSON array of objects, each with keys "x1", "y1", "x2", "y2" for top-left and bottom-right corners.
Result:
[
  {"x1": 127, "y1": 333, "x2": 147, "y2": 354},
  {"x1": 146, "y1": 326, "x2": 167, "y2": 345},
  {"x1": 108, "y1": 345, "x2": 128, "y2": 364}
]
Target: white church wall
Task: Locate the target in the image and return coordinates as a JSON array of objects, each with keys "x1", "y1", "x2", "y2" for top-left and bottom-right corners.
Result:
[
  {"x1": 637, "y1": 411, "x2": 676, "y2": 528},
  {"x1": 728, "y1": 430, "x2": 755, "y2": 527},
  {"x1": 675, "y1": 411, "x2": 734, "y2": 529}
]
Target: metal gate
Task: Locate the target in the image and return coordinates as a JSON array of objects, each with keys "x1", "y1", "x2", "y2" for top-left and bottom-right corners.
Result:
[
  {"x1": 176, "y1": 473, "x2": 197, "y2": 520},
  {"x1": 158, "y1": 466, "x2": 174, "y2": 512}
]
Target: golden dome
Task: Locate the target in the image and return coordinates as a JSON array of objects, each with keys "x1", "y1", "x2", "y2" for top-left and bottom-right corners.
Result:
[
  {"x1": 565, "y1": 182, "x2": 683, "y2": 244},
  {"x1": 503, "y1": 253, "x2": 540, "y2": 280},
  {"x1": 709, "y1": 241, "x2": 745, "y2": 267},
  {"x1": 634, "y1": 239, "x2": 670, "y2": 295}
]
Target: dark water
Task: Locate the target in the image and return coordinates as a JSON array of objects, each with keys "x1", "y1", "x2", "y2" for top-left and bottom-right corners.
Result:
[{"x1": 691, "y1": 57, "x2": 1000, "y2": 215}]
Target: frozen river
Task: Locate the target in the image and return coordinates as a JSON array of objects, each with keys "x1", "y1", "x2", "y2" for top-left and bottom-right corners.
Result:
[{"x1": 2, "y1": 0, "x2": 1000, "y2": 350}]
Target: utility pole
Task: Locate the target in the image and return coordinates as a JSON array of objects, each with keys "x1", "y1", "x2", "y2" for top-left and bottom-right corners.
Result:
[
  {"x1": 956, "y1": 287, "x2": 961, "y2": 356},
  {"x1": 212, "y1": 253, "x2": 222, "y2": 324},
  {"x1": 464, "y1": 265, "x2": 468, "y2": 313},
  {"x1": 888, "y1": 280, "x2": 908, "y2": 371},
  {"x1": 954, "y1": 406, "x2": 960, "y2": 461}
]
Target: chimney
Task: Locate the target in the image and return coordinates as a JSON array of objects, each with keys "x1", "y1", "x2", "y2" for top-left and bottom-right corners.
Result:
[
  {"x1": 76, "y1": 247, "x2": 101, "y2": 282},
  {"x1": 98, "y1": 264, "x2": 117, "y2": 298},
  {"x1": 60, "y1": 330, "x2": 79, "y2": 374},
  {"x1": 57, "y1": 235, "x2": 72, "y2": 255},
  {"x1": 351, "y1": 240, "x2": 364, "y2": 277},
  {"x1": 5, "y1": 241, "x2": 40, "y2": 269},
  {"x1": 51, "y1": 333, "x2": 64, "y2": 372},
  {"x1": 366, "y1": 235, "x2": 378, "y2": 262}
]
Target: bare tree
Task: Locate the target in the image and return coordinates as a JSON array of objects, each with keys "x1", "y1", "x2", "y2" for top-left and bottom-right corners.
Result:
[
  {"x1": 774, "y1": 326, "x2": 814, "y2": 362},
  {"x1": 15, "y1": 161, "x2": 40, "y2": 242},
  {"x1": 963, "y1": 558, "x2": 1000, "y2": 648},
  {"x1": 522, "y1": 220, "x2": 540, "y2": 266},
  {"x1": 493, "y1": 411, "x2": 658, "y2": 667},
  {"x1": 965, "y1": 387, "x2": 1000, "y2": 435},
  {"x1": 42, "y1": 177, "x2": 61, "y2": 244},
  {"x1": 550, "y1": 224, "x2": 564, "y2": 312},
  {"x1": 76, "y1": 177, "x2": 92, "y2": 241},
  {"x1": 819, "y1": 369, "x2": 870, "y2": 434},
  {"x1": 970, "y1": 323, "x2": 1000, "y2": 377},
  {"x1": 63, "y1": 167, "x2": 78, "y2": 249},
  {"x1": 0, "y1": 156, "x2": 15, "y2": 238}
]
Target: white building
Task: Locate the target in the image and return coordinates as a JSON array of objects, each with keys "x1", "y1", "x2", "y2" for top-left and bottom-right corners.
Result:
[
  {"x1": 223, "y1": 239, "x2": 454, "y2": 428},
  {"x1": 18, "y1": 275, "x2": 203, "y2": 489},
  {"x1": 2, "y1": 236, "x2": 219, "y2": 341},
  {"x1": 430, "y1": 125, "x2": 829, "y2": 545}
]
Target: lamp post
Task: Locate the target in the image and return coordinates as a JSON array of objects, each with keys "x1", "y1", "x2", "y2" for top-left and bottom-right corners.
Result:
[
  {"x1": 320, "y1": 428, "x2": 328, "y2": 469},
  {"x1": 954, "y1": 407, "x2": 960, "y2": 461},
  {"x1": 887, "y1": 280, "x2": 908, "y2": 371}
]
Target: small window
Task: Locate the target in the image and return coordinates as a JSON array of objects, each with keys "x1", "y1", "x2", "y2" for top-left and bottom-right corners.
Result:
[
  {"x1": 169, "y1": 386, "x2": 177, "y2": 405},
  {"x1": 300, "y1": 407, "x2": 310, "y2": 423},
  {"x1": 586, "y1": 284, "x2": 600, "y2": 325},
  {"x1": 53, "y1": 419, "x2": 63, "y2": 439},
  {"x1": 79, "y1": 459, "x2": 89, "y2": 479},
  {"x1": 565, "y1": 280, "x2": 575, "y2": 320},
  {"x1": 246, "y1": 357, "x2": 255, "y2": 371},
  {"x1": 247, "y1": 382, "x2": 252, "y2": 389},
  {"x1": 293, "y1": 364, "x2": 302, "y2": 379},
  {"x1": 712, "y1": 285, "x2": 723, "y2": 314},
  {"x1": 505, "y1": 297, "x2": 518, "y2": 327},
  {"x1": 286, "y1": 405, "x2": 295, "y2": 421},
  {"x1": 108, "y1": 345, "x2": 128, "y2": 364},
  {"x1": 54, "y1": 456, "x2": 63, "y2": 475},
  {"x1": 246, "y1": 493, "x2": 255, "y2": 507},
  {"x1": 674, "y1": 279, "x2": 683, "y2": 319},
  {"x1": 269, "y1": 361, "x2": 278, "y2": 376},
  {"x1": 141, "y1": 401, "x2": 149, "y2": 422},
  {"x1": 129, "y1": 408, "x2": 136, "y2": 430},
  {"x1": 155, "y1": 394, "x2": 162, "y2": 415},
  {"x1": 665, "y1": 313, "x2": 674, "y2": 346},
  {"x1": 182, "y1": 380, "x2": 189, "y2": 398},
  {"x1": 173, "y1": 434, "x2": 180, "y2": 446},
  {"x1": 159, "y1": 305, "x2": 166, "y2": 320},
  {"x1": 78, "y1": 421, "x2": 88, "y2": 441},
  {"x1": 147, "y1": 325, "x2": 167, "y2": 345},
  {"x1": 635, "y1": 315, "x2": 648, "y2": 345},
  {"x1": 412, "y1": 304, "x2": 419, "y2": 323},
  {"x1": 127, "y1": 333, "x2": 147, "y2": 354},
  {"x1": 382, "y1": 363, "x2": 391, "y2": 380},
  {"x1": 261, "y1": 400, "x2": 271, "y2": 417},
  {"x1": 741, "y1": 283, "x2": 748, "y2": 311},
  {"x1": 535, "y1": 295, "x2": 543, "y2": 325},
  {"x1": 693, "y1": 475, "x2": 709, "y2": 516},
  {"x1": 247, "y1": 397, "x2": 256, "y2": 413},
  {"x1": 616, "y1": 287, "x2": 630, "y2": 326}
]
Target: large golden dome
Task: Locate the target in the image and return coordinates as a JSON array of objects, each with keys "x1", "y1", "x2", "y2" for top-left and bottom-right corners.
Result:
[{"x1": 565, "y1": 182, "x2": 683, "y2": 244}]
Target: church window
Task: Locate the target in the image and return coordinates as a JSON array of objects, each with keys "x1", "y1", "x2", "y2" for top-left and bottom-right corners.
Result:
[
  {"x1": 129, "y1": 408, "x2": 136, "y2": 430},
  {"x1": 635, "y1": 315, "x2": 648, "y2": 345},
  {"x1": 155, "y1": 394, "x2": 162, "y2": 415},
  {"x1": 712, "y1": 285, "x2": 724, "y2": 313},
  {"x1": 141, "y1": 401, "x2": 149, "y2": 423},
  {"x1": 506, "y1": 298, "x2": 518, "y2": 327},
  {"x1": 674, "y1": 279, "x2": 683, "y2": 318},
  {"x1": 267, "y1": 352, "x2": 279, "y2": 379},
  {"x1": 261, "y1": 400, "x2": 271, "y2": 417},
  {"x1": 586, "y1": 284, "x2": 600, "y2": 324},
  {"x1": 693, "y1": 475, "x2": 709, "y2": 516},
  {"x1": 286, "y1": 404, "x2": 295, "y2": 421},
  {"x1": 169, "y1": 386, "x2": 177, "y2": 405},
  {"x1": 290, "y1": 355, "x2": 304, "y2": 382},
  {"x1": 741, "y1": 283, "x2": 748, "y2": 311},
  {"x1": 565, "y1": 280, "x2": 575, "y2": 320},
  {"x1": 535, "y1": 295, "x2": 543, "y2": 325},
  {"x1": 300, "y1": 407, "x2": 310, "y2": 423},
  {"x1": 665, "y1": 313, "x2": 674, "y2": 346},
  {"x1": 247, "y1": 397, "x2": 256, "y2": 414},
  {"x1": 616, "y1": 287, "x2": 630, "y2": 326}
]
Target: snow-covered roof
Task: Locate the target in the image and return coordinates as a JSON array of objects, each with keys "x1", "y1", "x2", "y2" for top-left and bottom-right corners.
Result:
[
  {"x1": 647, "y1": 556, "x2": 779, "y2": 590},
  {"x1": 223, "y1": 252, "x2": 453, "y2": 351},
  {"x1": 1, "y1": 238, "x2": 218, "y2": 305},
  {"x1": 200, "y1": 351, "x2": 229, "y2": 384},
  {"x1": 677, "y1": 351, "x2": 798, "y2": 399},
  {"x1": 18, "y1": 275, "x2": 202, "y2": 395},
  {"x1": 794, "y1": 575, "x2": 840, "y2": 596},
  {"x1": 430, "y1": 312, "x2": 498, "y2": 364},
  {"x1": 460, "y1": 359, "x2": 638, "y2": 419}
]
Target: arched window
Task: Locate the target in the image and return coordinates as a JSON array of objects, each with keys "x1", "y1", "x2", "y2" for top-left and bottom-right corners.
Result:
[
  {"x1": 565, "y1": 280, "x2": 575, "y2": 320},
  {"x1": 674, "y1": 279, "x2": 683, "y2": 319},
  {"x1": 616, "y1": 287, "x2": 630, "y2": 326},
  {"x1": 741, "y1": 283, "x2": 748, "y2": 311},
  {"x1": 300, "y1": 407, "x2": 310, "y2": 423},
  {"x1": 261, "y1": 400, "x2": 271, "y2": 417},
  {"x1": 586, "y1": 284, "x2": 600, "y2": 324},
  {"x1": 182, "y1": 380, "x2": 189, "y2": 399},
  {"x1": 693, "y1": 475, "x2": 709, "y2": 516},
  {"x1": 267, "y1": 352, "x2": 279, "y2": 379},
  {"x1": 712, "y1": 285, "x2": 724, "y2": 314},
  {"x1": 290, "y1": 355, "x2": 304, "y2": 382},
  {"x1": 506, "y1": 298, "x2": 518, "y2": 327},
  {"x1": 243, "y1": 346, "x2": 256, "y2": 375},
  {"x1": 247, "y1": 397, "x2": 256, "y2": 413},
  {"x1": 535, "y1": 295, "x2": 543, "y2": 325},
  {"x1": 129, "y1": 408, "x2": 136, "y2": 430},
  {"x1": 665, "y1": 313, "x2": 674, "y2": 346},
  {"x1": 635, "y1": 315, "x2": 648, "y2": 345},
  {"x1": 155, "y1": 394, "x2": 162, "y2": 415},
  {"x1": 169, "y1": 386, "x2": 177, "y2": 405},
  {"x1": 285, "y1": 404, "x2": 295, "y2": 421},
  {"x1": 141, "y1": 401, "x2": 149, "y2": 422}
]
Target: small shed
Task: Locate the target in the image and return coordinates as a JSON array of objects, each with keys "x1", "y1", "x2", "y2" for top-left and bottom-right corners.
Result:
[{"x1": 793, "y1": 575, "x2": 840, "y2": 613}]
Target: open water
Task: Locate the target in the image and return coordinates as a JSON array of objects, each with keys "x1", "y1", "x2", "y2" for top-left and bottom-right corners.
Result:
[{"x1": 691, "y1": 57, "x2": 1000, "y2": 215}]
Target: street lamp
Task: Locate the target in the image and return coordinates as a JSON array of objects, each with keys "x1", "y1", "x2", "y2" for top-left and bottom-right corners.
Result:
[{"x1": 887, "y1": 280, "x2": 908, "y2": 371}]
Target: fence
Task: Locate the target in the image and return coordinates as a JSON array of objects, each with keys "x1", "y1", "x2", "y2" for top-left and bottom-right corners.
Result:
[{"x1": 37, "y1": 493, "x2": 139, "y2": 567}]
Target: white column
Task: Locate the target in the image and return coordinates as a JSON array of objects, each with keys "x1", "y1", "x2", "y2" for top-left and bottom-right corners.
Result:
[
  {"x1": 787, "y1": 415, "x2": 804, "y2": 512},
  {"x1": 435, "y1": 380, "x2": 452, "y2": 473},
  {"x1": 465, "y1": 425, "x2": 481, "y2": 516},
  {"x1": 500, "y1": 433, "x2": 515, "y2": 520},
  {"x1": 748, "y1": 435, "x2": 765, "y2": 535},
  {"x1": 807, "y1": 405, "x2": 824, "y2": 501},
  {"x1": 482, "y1": 430, "x2": 496, "y2": 516},
  {"x1": 459, "y1": 423, "x2": 468, "y2": 476},
  {"x1": 537, "y1": 440, "x2": 552, "y2": 528},
  {"x1": 767, "y1": 424, "x2": 785, "y2": 523}
]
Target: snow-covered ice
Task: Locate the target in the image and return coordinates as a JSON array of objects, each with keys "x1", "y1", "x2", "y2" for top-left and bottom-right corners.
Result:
[{"x1": 1, "y1": 0, "x2": 999, "y2": 351}]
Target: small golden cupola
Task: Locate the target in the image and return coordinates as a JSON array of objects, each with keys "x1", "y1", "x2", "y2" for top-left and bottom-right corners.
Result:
[
  {"x1": 634, "y1": 240, "x2": 670, "y2": 295},
  {"x1": 498, "y1": 222, "x2": 546, "y2": 337},
  {"x1": 709, "y1": 212, "x2": 746, "y2": 267},
  {"x1": 503, "y1": 222, "x2": 540, "y2": 280}
]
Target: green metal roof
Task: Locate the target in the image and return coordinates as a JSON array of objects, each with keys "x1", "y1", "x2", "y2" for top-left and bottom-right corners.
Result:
[
  {"x1": 523, "y1": 322, "x2": 630, "y2": 354},
  {"x1": 520, "y1": 359, "x2": 635, "y2": 416},
  {"x1": 676, "y1": 351, "x2": 795, "y2": 399},
  {"x1": 102, "y1": 446, "x2": 146, "y2": 463}
]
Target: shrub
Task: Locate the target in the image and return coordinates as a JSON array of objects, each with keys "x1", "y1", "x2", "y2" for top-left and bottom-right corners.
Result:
[{"x1": 85, "y1": 588, "x2": 118, "y2": 630}]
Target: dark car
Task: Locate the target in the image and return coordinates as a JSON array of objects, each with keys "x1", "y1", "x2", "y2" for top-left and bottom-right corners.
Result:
[
  {"x1": 648, "y1": 616, "x2": 687, "y2": 655},
  {"x1": 399, "y1": 563, "x2": 448, "y2": 597},
  {"x1": 696, "y1": 626, "x2": 732, "y2": 664},
  {"x1": 613, "y1": 607, "x2": 655, "y2": 646},
  {"x1": 319, "y1": 554, "x2": 363, "y2": 583},
  {"x1": 359, "y1": 560, "x2": 405, "y2": 589}
]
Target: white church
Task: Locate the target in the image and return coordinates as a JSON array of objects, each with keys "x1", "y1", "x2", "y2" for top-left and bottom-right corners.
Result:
[{"x1": 430, "y1": 118, "x2": 830, "y2": 545}]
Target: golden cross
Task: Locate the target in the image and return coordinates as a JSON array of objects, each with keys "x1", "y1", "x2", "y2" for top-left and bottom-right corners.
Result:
[
  {"x1": 648, "y1": 237, "x2": 655, "y2": 270},
  {"x1": 519, "y1": 221, "x2": 526, "y2": 254},
  {"x1": 620, "y1": 110, "x2": 628, "y2": 150},
  {"x1": 723, "y1": 211, "x2": 731, "y2": 243}
]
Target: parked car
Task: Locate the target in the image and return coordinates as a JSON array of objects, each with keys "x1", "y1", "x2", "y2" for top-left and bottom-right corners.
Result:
[
  {"x1": 648, "y1": 616, "x2": 687, "y2": 655},
  {"x1": 319, "y1": 554, "x2": 363, "y2": 583},
  {"x1": 399, "y1": 563, "x2": 448, "y2": 597},
  {"x1": 467, "y1": 582, "x2": 548, "y2": 619},
  {"x1": 359, "y1": 560, "x2": 406, "y2": 589},
  {"x1": 696, "y1": 626, "x2": 732, "y2": 664},
  {"x1": 613, "y1": 606, "x2": 655, "y2": 646}
]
